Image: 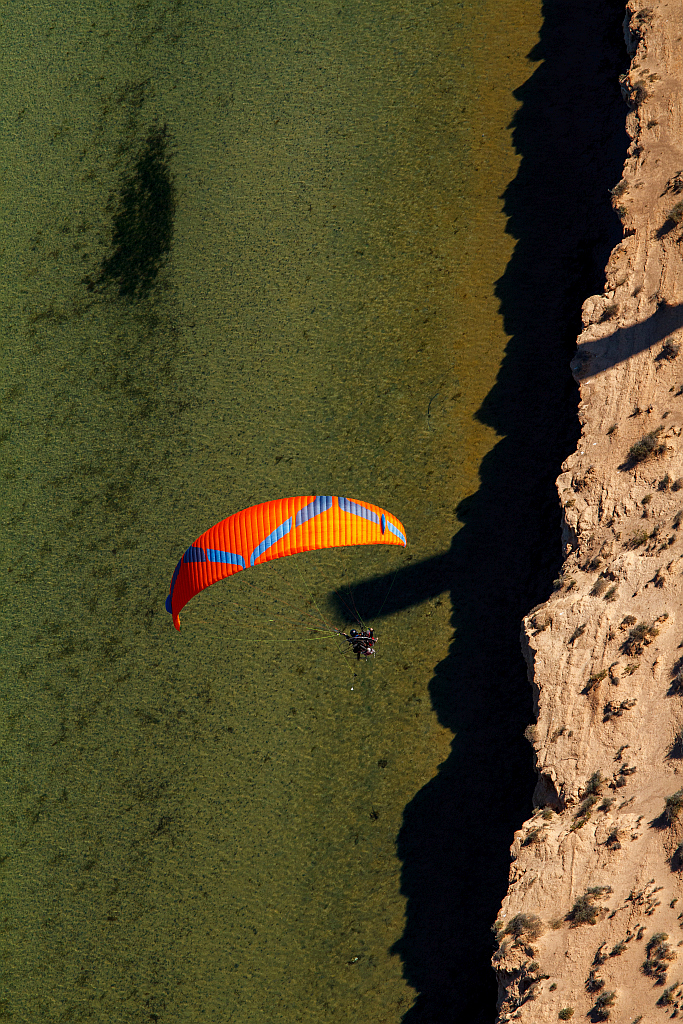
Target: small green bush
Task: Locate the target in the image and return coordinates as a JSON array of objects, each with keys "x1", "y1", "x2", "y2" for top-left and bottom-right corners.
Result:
[
  {"x1": 584, "y1": 772, "x2": 604, "y2": 796},
  {"x1": 642, "y1": 932, "x2": 675, "y2": 983},
  {"x1": 665, "y1": 790, "x2": 683, "y2": 824},
  {"x1": 667, "y1": 199, "x2": 683, "y2": 225},
  {"x1": 627, "y1": 426, "x2": 665, "y2": 465},
  {"x1": 504, "y1": 912, "x2": 543, "y2": 942},
  {"x1": 567, "y1": 888, "x2": 612, "y2": 927},
  {"x1": 558, "y1": 1010, "x2": 574, "y2": 1021},
  {"x1": 585, "y1": 969, "x2": 605, "y2": 993},
  {"x1": 658, "y1": 984, "x2": 676, "y2": 1006},
  {"x1": 623, "y1": 621, "x2": 659, "y2": 656}
]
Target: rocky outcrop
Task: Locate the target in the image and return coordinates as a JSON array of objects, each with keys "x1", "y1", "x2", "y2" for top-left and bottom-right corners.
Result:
[{"x1": 493, "y1": 3, "x2": 683, "y2": 1020}]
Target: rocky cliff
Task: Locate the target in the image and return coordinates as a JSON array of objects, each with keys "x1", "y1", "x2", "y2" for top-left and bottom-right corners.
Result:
[{"x1": 493, "y1": 2, "x2": 683, "y2": 1020}]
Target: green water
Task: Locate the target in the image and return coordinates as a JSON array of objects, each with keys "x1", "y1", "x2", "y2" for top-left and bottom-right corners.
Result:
[{"x1": 1, "y1": 0, "x2": 545, "y2": 1020}]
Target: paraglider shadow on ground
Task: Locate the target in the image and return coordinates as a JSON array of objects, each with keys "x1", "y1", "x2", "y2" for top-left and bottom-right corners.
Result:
[{"x1": 332, "y1": 3, "x2": 628, "y2": 1021}]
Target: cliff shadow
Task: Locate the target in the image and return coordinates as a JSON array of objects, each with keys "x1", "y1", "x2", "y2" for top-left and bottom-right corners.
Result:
[
  {"x1": 340, "y1": 2, "x2": 630, "y2": 1021},
  {"x1": 577, "y1": 301, "x2": 683, "y2": 378}
]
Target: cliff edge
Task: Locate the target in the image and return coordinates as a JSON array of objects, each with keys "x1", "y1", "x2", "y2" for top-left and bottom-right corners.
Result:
[{"x1": 493, "y1": 3, "x2": 683, "y2": 1020}]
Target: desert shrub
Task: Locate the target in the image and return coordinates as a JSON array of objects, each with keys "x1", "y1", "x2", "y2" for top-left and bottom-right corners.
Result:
[
  {"x1": 674, "y1": 510, "x2": 683, "y2": 529},
  {"x1": 605, "y1": 829, "x2": 621, "y2": 850},
  {"x1": 595, "y1": 991, "x2": 616, "y2": 1008},
  {"x1": 658, "y1": 984, "x2": 677, "y2": 1006},
  {"x1": 658, "y1": 341, "x2": 680, "y2": 362},
  {"x1": 660, "y1": 474, "x2": 672, "y2": 490},
  {"x1": 504, "y1": 913, "x2": 543, "y2": 942},
  {"x1": 585, "y1": 969, "x2": 605, "y2": 993},
  {"x1": 593, "y1": 944, "x2": 607, "y2": 966},
  {"x1": 590, "y1": 579, "x2": 610, "y2": 597},
  {"x1": 568, "y1": 623, "x2": 586, "y2": 645},
  {"x1": 665, "y1": 789, "x2": 683, "y2": 824},
  {"x1": 642, "y1": 932, "x2": 675, "y2": 983},
  {"x1": 592, "y1": 990, "x2": 616, "y2": 1021},
  {"x1": 623, "y1": 621, "x2": 659, "y2": 656},
  {"x1": 642, "y1": 492, "x2": 652, "y2": 505},
  {"x1": 584, "y1": 772, "x2": 604, "y2": 796},
  {"x1": 567, "y1": 888, "x2": 612, "y2": 927},
  {"x1": 610, "y1": 940, "x2": 627, "y2": 956},
  {"x1": 627, "y1": 426, "x2": 665, "y2": 465},
  {"x1": 625, "y1": 529, "x2": 648, "y2": 549},
  {"x1": 604, "y1": 698, "x2": 637, "y2": 721},
  {"x1": 667, "y1": 199, "x2": 683, "y2": 225},
  {"x1": 558, "y1": 1010, "x2": 574, "y2": 1021},
  {"x1": 672, "y1": 478, "x2": 683, "y2": 492},
  {"x1": 522, "y1": 827, "x2": 544, "y2": 847}
]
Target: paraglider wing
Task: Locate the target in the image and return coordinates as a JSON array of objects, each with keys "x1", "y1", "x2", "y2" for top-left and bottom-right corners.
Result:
[{"x1": 166, "y1": 495, "x2": 407, "y2": 630}]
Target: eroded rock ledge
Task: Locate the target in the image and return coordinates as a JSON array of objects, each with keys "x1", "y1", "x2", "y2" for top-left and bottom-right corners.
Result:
[{"x1": 493, "y1": 3, "x2": 683, "y2": 1020}]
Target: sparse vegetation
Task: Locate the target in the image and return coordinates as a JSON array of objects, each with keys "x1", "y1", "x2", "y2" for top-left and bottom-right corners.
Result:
[
  {"x1": 621, "y1": 615, "x2": 637, "y2": 628},
  {"x1": 607, "y1": 423, "x2": 617, "y2": 436},
  {"x1": 604, "y1": 585, "x2": 617, "y2": 601},
  {"x1": 658, "y1": 983, "x2": 677, "y2": 1006},
  {"x1": 605, "y1": 829, "x2": 621, "y2": 850},
  {"x1": 672, "y1": 478, "x2": 683, "y2": 492},
  {"x1": 604, "y1": 698, "x2": 637, "y2": 721},
  {"x1": 658, "y1": 340, "x2": 681, "y2": 362},
  {"x1": 567, "y1": 887, "x2": 612, "y2": 927},
  {"x1": 572, "y1": 796, "x2": 599, "y2": 830},
  {"x1": 609, "y1": 940, "x2": 627, "y2": 956},
  {"x1": 586, "y1": 670, "x2": 608, "y2": 690},
  {"x1": 624, "y1": 529, "x2": 648, "y2": 549},
  {"x1": 671, "y1": 670, "x2": 683, "y2": 694},
  {"x1": 642, "y1": 492, "x2": 652, "y2": 505},
  {"x1": 660, "y1": 473, "x2": 673, "y2": 490},
  {"x1": 504, "y1": 913, "x2": 544, "y2": 943},
  {"x1": 590, "y1": 579, "x2": 610, "y2": 597},
  {"x1": 666, "y1": 199, "x2": 683, "y2": 225},
  {"x1": 585, "y1": 969, "x2": 605, "y2": 993},
  {"x1": 642, "y1": 932, "x2": 675, "y2": 983},
  {"x1": 674, "y1": 510, "x2": 683, "y2": 529},
  {"x1": 665, "y1": 789, "x2": 683, "y2": 824},
  {"x1": 626, "y1": 426, "x2": 665, "y2": 465},
  {"x1": 593, "y1": 944, "x2": 607, "y2": 966},
  {"x1": 558, "y1": 1010, "x2": 574, "y2": 1021},
  {"x1": 623, "y1": 621, "x2": 659, "y2": 656},
  {"x1": 591, "y1": 990, "x2": 616, "y2": 1021},
  {"x1": 584, "y1": 772, "x2": 604, "y2": 796},
  {"x1": 599, "y1": 797, "x2": 614, "y2": 812},
  {"x1": 522, "y1": 827, "x2": 544, "y2": 847},
  {"x1": 568, "y1": 623, "x2": 587, "y2": 645}
]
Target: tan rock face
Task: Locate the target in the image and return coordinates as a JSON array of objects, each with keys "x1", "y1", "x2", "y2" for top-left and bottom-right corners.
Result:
[{"x1": 494, "y1": 2, "x2": 683, "y2": 1020}]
